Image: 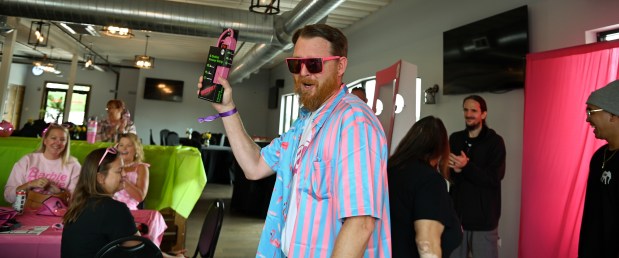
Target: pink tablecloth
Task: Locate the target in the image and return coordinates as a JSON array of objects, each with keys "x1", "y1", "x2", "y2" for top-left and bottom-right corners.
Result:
[{"x1": 0, "y1": 209, "x2": 166, "y2": 258}]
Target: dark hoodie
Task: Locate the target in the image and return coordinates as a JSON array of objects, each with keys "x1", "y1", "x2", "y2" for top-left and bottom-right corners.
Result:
[{"x1": 449, "y1": 125, "x2": 506, "y2": 230}]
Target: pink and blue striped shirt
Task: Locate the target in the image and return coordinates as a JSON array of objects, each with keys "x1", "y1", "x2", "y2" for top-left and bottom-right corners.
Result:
[{"x1": 259, "y1": 85, "x2": 391, "y2": 258}]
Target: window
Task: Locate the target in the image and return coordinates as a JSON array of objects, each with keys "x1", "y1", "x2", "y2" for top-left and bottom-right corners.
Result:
[
  {"x1": 347, "y1": 76, "x2": 376, "y2": 108},
  {"x1": 278, "y1": 93, "x2": 299, "y2": 135},
  {"x1": 347, "y1": 76, "x2": 420, "y2": 120},
  {"x1": 277, "y1": 75, "x2": 410, "y2": 134},
  {"x1": 41, "y1": 82, "x2": 91, "y2": 125},
  {"x1": 598, "y1": 28, "x2": 619, "y2": 42}
]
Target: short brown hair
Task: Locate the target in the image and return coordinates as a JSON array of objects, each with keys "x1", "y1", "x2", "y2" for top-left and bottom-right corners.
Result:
[
  {"x1": 107, "y1": 99, "x2": 126, "y2": 110},
  {"x1": 292, "y1": 24, "x2": 348, "y2": 57}
]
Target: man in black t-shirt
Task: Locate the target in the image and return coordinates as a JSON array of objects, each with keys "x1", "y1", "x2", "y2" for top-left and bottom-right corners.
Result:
[{"x1": 579, "y1": 79, "x2": 619, "y2": 258}]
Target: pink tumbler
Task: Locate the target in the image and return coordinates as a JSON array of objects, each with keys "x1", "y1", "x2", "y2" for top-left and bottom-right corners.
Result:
[{"x1": 86, "y1": 118, "x2": 97, "y2": 143}]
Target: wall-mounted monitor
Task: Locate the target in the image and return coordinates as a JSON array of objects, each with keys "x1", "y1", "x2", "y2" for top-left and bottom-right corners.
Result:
[
  {"x1": 143, "y1": 77, "x2": 184, "y2": 102},
  {"x1": 443, "y1": 5, "x2": 529, "y2": 95}
]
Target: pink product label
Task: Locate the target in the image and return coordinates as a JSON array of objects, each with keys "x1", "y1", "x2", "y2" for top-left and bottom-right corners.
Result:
[{"x1": 200, "y1": 85, "x2": 217, "y2": 96}]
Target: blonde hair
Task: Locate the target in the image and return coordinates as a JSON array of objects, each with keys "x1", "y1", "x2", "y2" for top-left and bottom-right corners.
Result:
[
  {"x1": 119, "y1": 133, "x2": 144, "y2": 163},
  {"x1": 36, "y1": 124, "x2": 71, "y2": 165}
]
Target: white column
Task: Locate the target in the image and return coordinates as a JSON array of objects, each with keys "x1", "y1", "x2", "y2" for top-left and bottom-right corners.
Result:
[
  {"x1": 63, "y1": 48, "x2": 79, "y2": 123},
  {"x1": 0, "y1": 27, "x2": 17, "y2": 120}
]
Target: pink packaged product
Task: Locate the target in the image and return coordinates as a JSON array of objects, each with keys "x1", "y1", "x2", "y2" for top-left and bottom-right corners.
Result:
[
  {"x1": 36, "y1": 196, "x2": 68, "y2": 217},
  {"x1": 199, "y1": 28, "x2": 239, "y2": 103}
]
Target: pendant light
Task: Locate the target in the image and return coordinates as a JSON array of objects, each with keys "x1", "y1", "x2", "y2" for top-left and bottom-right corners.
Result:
[{"x1": 134, "y1": 35, "x2": 155, "y2": 69}]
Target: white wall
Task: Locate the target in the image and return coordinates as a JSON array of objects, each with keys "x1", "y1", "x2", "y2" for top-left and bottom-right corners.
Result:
[
  {"x1": 5, "y1": 62, "x2": 27, "y2": 86},
  {"x1": 132, "y1": 59, "x2": 271, "y2": 144},
  {"x1": 18, "y1": 62, "x2": 118, "y2": 126},
  {"x1": 267, "y1": 0, "x2": 619, "y2": 257}
]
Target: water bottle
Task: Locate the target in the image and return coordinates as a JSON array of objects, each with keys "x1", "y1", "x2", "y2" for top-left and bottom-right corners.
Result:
[{"x1": 87, "y1": 117, "x2": 97, "y2": 144}]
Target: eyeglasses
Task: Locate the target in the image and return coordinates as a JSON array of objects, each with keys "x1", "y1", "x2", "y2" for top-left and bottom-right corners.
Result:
[
  {"x1": 586, "y1": 108, "x2": 604, "y2": 118},
  {"x1": 98, "y1": 146, "x2": 118, "y2": 170},
  {"x1": 285, "y1": 56, "x2": 340, "y2": 74}
]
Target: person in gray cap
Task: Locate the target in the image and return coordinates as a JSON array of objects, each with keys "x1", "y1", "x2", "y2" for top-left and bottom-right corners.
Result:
[{"x1": 579, "y1": 79, "x2": 619, "y2": 258}]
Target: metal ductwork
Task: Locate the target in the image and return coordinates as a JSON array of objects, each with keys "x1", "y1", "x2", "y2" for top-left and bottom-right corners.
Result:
[
  {"x1": 229, "y1": 0, "x2": 346, "y2": 82},
  {"x1": 0, "y1": 0, "x2": 346, "y2": 83},
  {"x1": 0, "y1": 0, "x2": 274, "y2": 42}
]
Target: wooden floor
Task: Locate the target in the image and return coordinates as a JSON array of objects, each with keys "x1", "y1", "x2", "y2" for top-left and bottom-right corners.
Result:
[{"x1": 184, "y1": 183, "x2": 264, "y2": 258}]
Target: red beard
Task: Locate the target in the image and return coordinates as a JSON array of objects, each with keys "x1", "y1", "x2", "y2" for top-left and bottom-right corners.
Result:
[{"x1": 294, "y1": 72, "x2": 339, "y2": 111}]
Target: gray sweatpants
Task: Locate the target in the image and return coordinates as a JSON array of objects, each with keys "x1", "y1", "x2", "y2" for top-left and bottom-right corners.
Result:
[{"x1": 449, "y1": 228, "x2": 499, "y2": 258}]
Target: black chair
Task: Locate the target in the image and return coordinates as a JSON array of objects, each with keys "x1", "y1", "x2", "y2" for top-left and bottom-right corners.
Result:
[
  {"x1": 149, "y1": 129, "x2": 156, "y2": 145},
  {"x1": 15, "y1": 119, "x2": 48, "y2": 137},
  {"x1": 165, "y1": 132, "x2": 180, "y2": 146},
  {"x1": 193, "y1": 199, "x2": 225, "y2": 258},
  {"x1": 191, "y1": 131, "x2": 204, "y2": 145},
  {"x1": 95, "y1": 235, "x2": 163, "y2": 258},
  {"x1": 160, "y1": 129, "x2": 170, "y2": 145},
  {"x1": 209, "y1": 133, "x2": 222, "y2": 146}
]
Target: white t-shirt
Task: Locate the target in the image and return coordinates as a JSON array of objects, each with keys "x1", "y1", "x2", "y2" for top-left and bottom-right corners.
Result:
[{"x1": 281, "y1": 110, "x2": 319, "y2": 256}]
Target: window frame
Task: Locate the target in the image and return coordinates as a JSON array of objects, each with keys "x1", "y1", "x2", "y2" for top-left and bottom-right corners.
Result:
[
  {"x1": 40, "y1": 81, "x2": 92, "y2": 125},
  {"x1": 598, "y1": 28, "x2": 619, "y2": 42}
]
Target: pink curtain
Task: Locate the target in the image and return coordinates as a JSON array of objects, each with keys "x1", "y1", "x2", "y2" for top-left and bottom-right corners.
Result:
[{"x1": 520, "y1": 40, "x2": 619, "y2": 258}]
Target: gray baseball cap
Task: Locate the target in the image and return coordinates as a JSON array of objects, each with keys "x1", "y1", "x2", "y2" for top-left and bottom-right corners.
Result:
[{"x1": 587, "y1": 79, "x2": 619, "y2": 116}]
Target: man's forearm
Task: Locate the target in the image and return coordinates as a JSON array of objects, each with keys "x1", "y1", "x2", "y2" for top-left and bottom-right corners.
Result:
[{"x1": 331, "y1": 216, "x2": 375, "y2": 258}]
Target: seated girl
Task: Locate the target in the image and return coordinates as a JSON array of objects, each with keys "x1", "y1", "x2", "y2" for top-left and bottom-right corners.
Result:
[
  {"x1": 113, "y1": 133, "x2": 149, "y2": 210},
  {"x1": 61, "y1": 148, "x2": 184, "y2": 257},
  {"x1": 3, "y1": 124, "x2": 81, "y2": 204}
]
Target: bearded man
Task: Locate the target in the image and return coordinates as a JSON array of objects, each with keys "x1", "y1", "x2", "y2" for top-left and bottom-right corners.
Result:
[
  {"x1": 199, "y1": 24, "x2": 391, "y2": 258},
  {"x1": 448, "y1": 95, "x2": 506, "y2": 258}
]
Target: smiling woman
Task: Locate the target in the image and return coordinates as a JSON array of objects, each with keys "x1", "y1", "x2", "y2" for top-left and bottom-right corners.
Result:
[
  {"x1": 61, "y1": 148, "x2": 136, "y2": 258},
  {"x1": 61, "y1": 147, "x2": 182, "y2": 258},
  {"x1": 3, "y1": 124, "x2": 81, "y2": 204}
]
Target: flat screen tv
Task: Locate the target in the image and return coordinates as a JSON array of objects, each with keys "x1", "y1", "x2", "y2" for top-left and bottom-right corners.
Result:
[
  {"x1": 143, "y1": 77, "x2": 184, "y2": 102},
  {"x1": 443, "y1": 5, "x2": 529, "y2": 95}
]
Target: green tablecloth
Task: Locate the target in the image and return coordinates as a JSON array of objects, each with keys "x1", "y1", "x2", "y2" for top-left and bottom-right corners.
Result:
[{"x1": 0, "y1": 137, "x2": 206, "y2": 218}]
